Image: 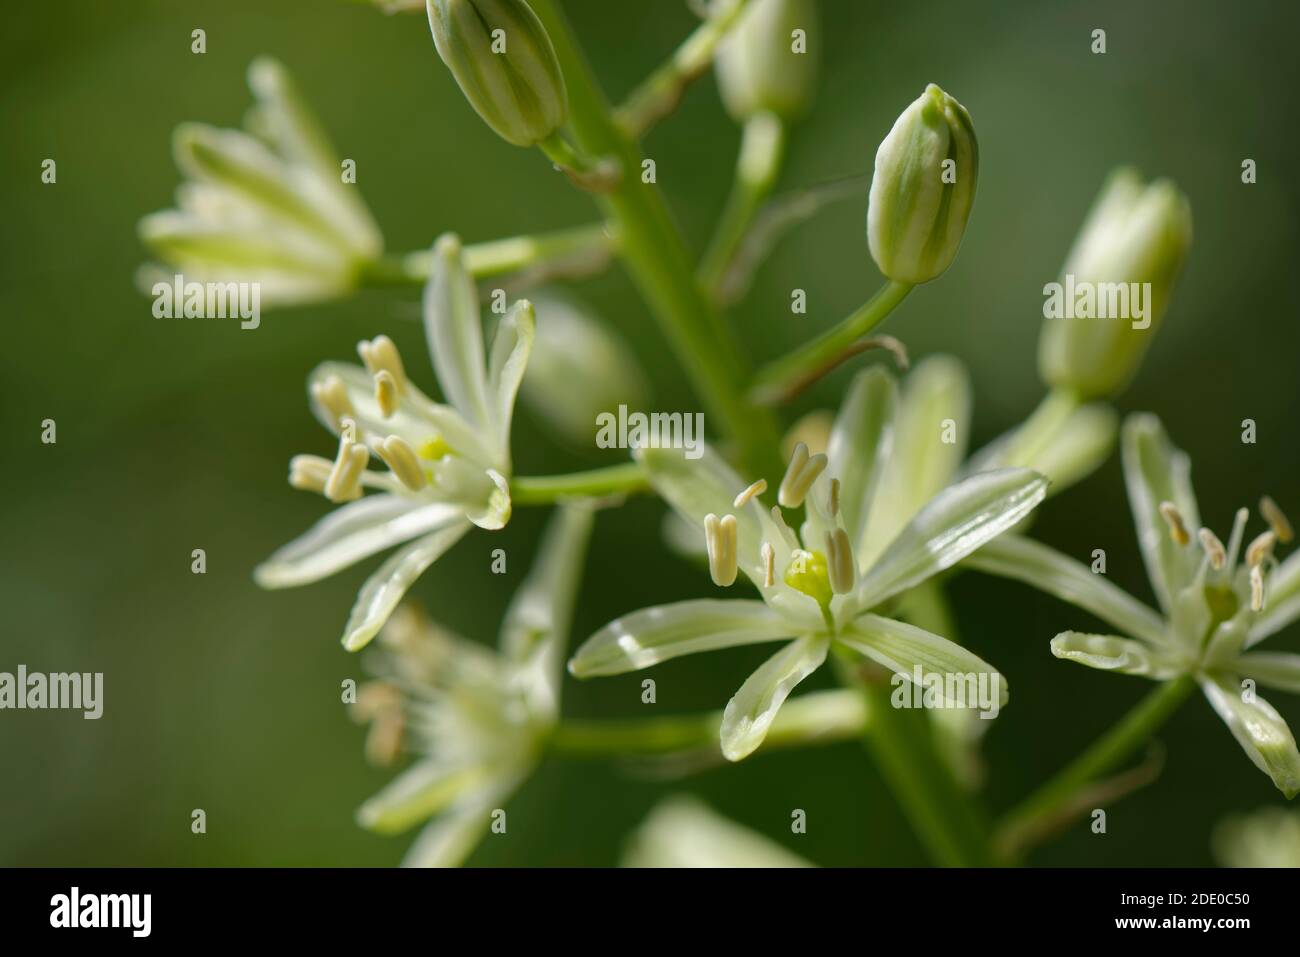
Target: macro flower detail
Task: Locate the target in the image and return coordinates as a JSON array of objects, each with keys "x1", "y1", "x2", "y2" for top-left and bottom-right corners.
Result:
[
  {"x1": 967, "y1": 414, "x2": 1300, "y2": 798},
  {"x1": 622, "y1": 795, "x2": 814, "y2": 868},
  {"x1": 715, "y1": 0, "x2": 820, "y2": 123},
  {"x1": 254, "y1": 233, "x2": 533, "y2": 651},
  {"x1": 570, "y1": 364, "x2": 1046, "y2": 761},
  {"x1": 426, "y1": 0, "x2": 568, "y2": 147},
  {"x1": 351, "y1": 504, "x2": 593, "y2": 867},
  {"x1": 138, "y1": 57, "x2": 383, "y2": 307},
  {"x1": 867, "y1": 83, "x2": 978, "y2": 284}
]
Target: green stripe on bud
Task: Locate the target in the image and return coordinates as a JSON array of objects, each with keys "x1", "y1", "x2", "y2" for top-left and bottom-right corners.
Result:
[
  {"x1": 1038, "y1": 168, "x2": 1193, "y2": 399},
  {"x1": 716, "y1": 0, "x2": 820, "y2": 122},
  {"x1": 427, "y1": 0, "x2": 568, "y2": 147},
  {"x1": 867, "y1": 84, "x2": 978, "y2": 284}
]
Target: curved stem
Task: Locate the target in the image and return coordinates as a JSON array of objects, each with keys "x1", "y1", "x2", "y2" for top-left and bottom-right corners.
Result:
[
  {"x1": 530, "y1": 0, "x2": 783, "y2": 481},
  {"x1": 699, "y1": 111, "x2": 786, "y2": 296},
  {"x1": 995, "y1": 674, "x2": 1195, "y2": 859},
  {"x1": 750, "y1": 280, "x2": 913, "y2": 404},
  {"x1": 511, "y1": 463, "x2": 649, "y2": 505},
  {"x1": 992, "y1": 386, "x2": 1082, "y2": 470}
]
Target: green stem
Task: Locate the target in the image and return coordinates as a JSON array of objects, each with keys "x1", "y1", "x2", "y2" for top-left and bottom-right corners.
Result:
[
  {"x1": 750, "y1": 280, "x2": 913, "y2": 404},
  {"x1": 551, "y1": 688, "x2": 866, "y2": 756},
  {"x1": 530, "y1": 0, "x2": 782, "y2": 481},
  {"x1": 363, "y1": 222, "x2": 615, "y2": 286},
  {"x1": 614, "y1": 0, "x2": 753, "y2": 138},
  {"x1": 699, "y1": 111, "x2": 786, "y2": 296},
  {"x1": 993, "y1": 385, "x2": 1082, "y2": 470},
  {"x1": 839, "y1": 651, "x2": 996, "y2": 867},
  {"x1": 511, "y1": 463, "x2": 649, "y2": 505},
  {"x1": 996, "y1": 674, "x2": 1195, "y2": 857}
]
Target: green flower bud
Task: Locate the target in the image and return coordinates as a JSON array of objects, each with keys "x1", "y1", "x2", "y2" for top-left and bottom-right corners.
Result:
[
  {"x1": 715, "y1": 0, "x2": 819, "y2": 122},
  {"x1": 1038, "y1": 168, "x2": 1192, "y2": 399},
  {"x1": 426, "y1": 0, "x2": 567, "y2": 147},
  {"x1": 866, "y1": 84, "x2": 978, "y2": 284},
  {"x1": 520, "y1": 293, "x2": 651, "y2": 447}
]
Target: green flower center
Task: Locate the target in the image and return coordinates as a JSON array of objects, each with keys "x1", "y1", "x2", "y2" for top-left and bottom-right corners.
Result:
[{"x1": 784, "y1": 549, "x2": 833, "y2": 610}]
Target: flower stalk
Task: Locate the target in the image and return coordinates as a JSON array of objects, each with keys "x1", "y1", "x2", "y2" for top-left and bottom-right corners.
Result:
[{"x1": 510, "y1": 463, "x2": 650, "y2": 505}]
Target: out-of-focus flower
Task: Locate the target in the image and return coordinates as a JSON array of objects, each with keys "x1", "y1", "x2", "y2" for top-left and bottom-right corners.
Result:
[
  {"x1": 570, "y1": 360, "x2": 1045, "y2": 761},
  {"x1": 622, "y1": 795, "x2": 814, "y2": 868},
  {"x1": 426, "y1": 0, "x2": 568, "y2": 147},
  {"x1": 1038, "y1": 168, "x2": 1192, "y2": 398},
  {"x1": 968, "y1": 414, "x2": 1300, "y2": 798},
  {"x1": 519, "y1": 292, "x2": 650, "y2": 447},
  {"x1": 352, "y1": 504, "x2": 594, "y2": 866},
  {"x1": 1214, "y1": 807, "x2": 1300, "y2": 867},
  {"x1": 254, "y1": 234, "x2": 532, "y2": 651},
  {"x1": 715, "y1": 0, "x2": 819, "y2": 123},
  {"x1": 138, "y1": 57, "x2": 383, "y2": 307},
  {"x1": 867, "y1": 84, "x2": 978, "y2": 284}
]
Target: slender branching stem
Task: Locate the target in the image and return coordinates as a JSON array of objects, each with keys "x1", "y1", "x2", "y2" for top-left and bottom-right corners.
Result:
[{"x1": 511, "y1": 463, "x2": 649, "y2": 505}]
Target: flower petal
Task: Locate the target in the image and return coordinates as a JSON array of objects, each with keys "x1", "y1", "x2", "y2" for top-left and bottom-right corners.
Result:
[
  {"x1": 858, "y1": 355, "x2": 971, "y2": 567},
  {"x1": 485, "y1": 298, "x2": 535, "y2": 467},
  {"x1": 341, "y1": 521, "x2": 472, "y2": 651},
  {"x1": 1249, "y1": 550, "x2": 1300, "y2": 645},
  {"x1": 1201, "y1": 675, "x2": 1300, "y2": 799},
  {"x1": 720, "y1": 635, "x2": 829, "y2": 762},
  {"x1": 963, "y1": 534, "x2": 1168, "y2": 647},
  {"x1": 622, "y1": 796, "x2": 814, "y2": 868},
  {"x1": 1121, "y1": 413, "x2": 1202, "y2": 613},
  {"x1": 839, "y1": 614, "x2": 1009, "y2": 707},
  {"x1": 254, "y1": 496, "x2": 465, "y2": 589},
  {"x1": 854, "y1": 468, "x2": 1048, "y2": 610},
  {"x1": 355, "y1": 758, "x2": 485, "y2": 834},
  {"x1": 424, "y1": 234, "x2": 492, "y2": 431},
  {"x1": 1234, "y1": 652, "x2": 1300, "y2": 695},
  {"x1": 826, "y1": 367, "x2": 897, "y2": 552},
  {"x1": 399, "y1": 766, "x2": 526, "y2": 868},
  {"x1": 568, "y1": 599, "x2": 794, "y2": 678},
  {"x1": 499, "y1": 503, "x2": 595, "y2": 719},
  {"x1": 1049, "y1": 631, "x2": 1183, "y2": 679}
]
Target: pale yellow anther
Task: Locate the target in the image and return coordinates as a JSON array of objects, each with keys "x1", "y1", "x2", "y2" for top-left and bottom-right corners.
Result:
[
  {"x1": 311, "y1": 374, "x2": 355, "y2": 427},
  {"x1": 357, "y1": 335, "x2": 408, "y2": 393},
  {"x1": 778, "y1": 442, "x2": 828, "y2": 509},
  {"x1": 1158, "y1": 501, "x2": 1190, "y2": 546},
  {"x1": 733, "y1": 478, "x2": 768, "y2": 509},
  {"x1": 1197, "y1": 527, "x2": 1226, "y2": 570},
  {"x1": 825, "y1": 528, "x2": 855, "y2": 595},
  {"x1": 377, "y1": 435, "x2": 428, "y2": 492},
  {"x1": 829, "y1": 478, "x2": 841, "y2": 519},
  {"x1": 325, "y1": 435, "x2": 370, "y2": 503},
  {"x1": 374, "y1": 370, "x2": 400, "y2": 418},
  {"x1": 704, "y1": 513, "x2": 738, "y2": 587},
  {"x1": 288, "y1": 454, "x2": 333, "y2": 493},
  {"x1": 1260, "y1": 496, "x2": 1294, "y2": 545},
  {"x1": 1250, "y1": 563, "x2": 1266, "y2": 612},
  {"x1": 1246, "y1": 530, "x2": 1276, "y2": 569},
  {"x1": 761, "y1": 541, "x2": 776, "y2": 588}
]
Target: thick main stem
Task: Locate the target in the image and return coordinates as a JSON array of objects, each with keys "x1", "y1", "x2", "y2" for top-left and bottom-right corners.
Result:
[{"x1": 530, "y1": 0, "x2": 782, "y2": 480}]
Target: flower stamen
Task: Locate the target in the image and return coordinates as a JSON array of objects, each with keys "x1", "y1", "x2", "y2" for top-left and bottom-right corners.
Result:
[
  {"x1": 377, "y1": 435, "x2": 429, "y2": 492},
  {"x1": 778, "y1": 441, "x2": 828, "y2": 509},
  {"x1": 1197, "y1": 527, "x2": 1226, "y2": 570},
  {"x1": 1250, "y1": 563, "x2": 1266, "y2": 612},
  {"x1": 374, "y1": 370, "x2": 401, "y2": 419},
  {"x1": 325, "y1": 425, "x2": 370, "y2": 502},
  {"x1": 733, "y1": 478, "x2": 767, "y2": 509},
  {"x1": 704, "y1": 513, "x2": 738, "y2": 587},
  {"x1": 829, "y1": 478, "x2": 841, "y2": 518},
  {"x1": 769, "y1": 506, "x2": 800, "y2": 550},
  {"x1": 1158, "y1": 501, "x2": 1191, "y2": 546},
  {"x1": 760, "y1": 541, "x2": 775, "y2": 588},
  {"x1": 1246, "y1": 530, "x2": 1276, "y2": 569},
  {"x1": 1260, "y1": 495, "x2": 1294, "y2": 545},
  {"x1": 311, "y1": 373, "x2": 355, "y2": 428},
  {"x1": 825, "y1": 528, "x2": 855, "y2": 595},
  {"x1": 288, "y1": 454, "x2": 333, "y2": 493},
  {"x1": 357, "y1": 335, "x2": 408, "y2": 393}
]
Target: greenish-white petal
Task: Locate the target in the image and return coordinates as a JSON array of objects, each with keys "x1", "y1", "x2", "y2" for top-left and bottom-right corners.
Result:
[
  {"x1": 499, "y1": 503, "x2": 595, "y2": 719},
  {"x1": 1249, "y1": 550, "x2": 1300, "y2": 645},
  {"x1": 1201, "y1": 675, "x2": 1300, "y2": 799},
  {"x1": 1121, "y1": 413, "x2": 1202, "y2": 613},
  {"x1": 1050, "y1": 631, "x2": 1184, "y2": 679},
  {"x1": 356, "y1": 759, "x2": 485, "y2": 834},
  {"x1": 826, "y1": 367, "x2": 897, "y2": 551},
  {"x1": 854, "y1": 468, "x2": 1048, "y2": 610},
  {"x1": 1234, "y1": 652, "x2": 1300, "y2": 695},
  {"x1": 569, "y1": 599, "x2": 794, "y2": 678},
  {"x1": 963, "y1": 534, "x2": 1168, "y2": 647},
  {"x1": 839, "y1": 614, "x2": 1009, "y2": 707},
  {"x1": 721, "y1": 635, "x2": 829, "y2": 761},
  {"x1": 254, "y1": 496, "x2": 465, "y2": 589},
  {"x1": 485, "y1": 299, "x2": 535, "y2": 467},
  {"x1": 622, "y1": 796, "x2": 815, "y2": 868},
  {"x1": 1011, "y1": 403, "x2": 1118, "y2": 495},
  {"x1": 424, "y1": 234, "x2": 492, "y2": 431},
  {"x1": 858, "y1": 355, "x2": 971, "y2": 567},
  {"x1": 342, "y1": 521, "x2": 472, "y2": 651},
  {"x1": 399, "y1": 767, "x2": 526, "y2": 868}
]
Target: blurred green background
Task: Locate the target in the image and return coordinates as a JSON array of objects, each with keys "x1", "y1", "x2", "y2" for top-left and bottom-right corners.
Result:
[{"x1": 3, "y1": 0, "x2": 1298, "y2": 866}]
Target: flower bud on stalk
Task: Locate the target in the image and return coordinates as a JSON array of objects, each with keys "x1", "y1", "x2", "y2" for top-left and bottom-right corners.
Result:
[
  {"x1": 426, "y1": 0, "x2": 568, "y2": 147},
  {"x1": 1038, "y1": 168, "x2": 1192, "y2": 399},
  {"x1": 715, "y1": 0, "x2": 820, "y2": 122},
  {"x1": 867, "y1": 84, "x2": 978, "y2": 284}
]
